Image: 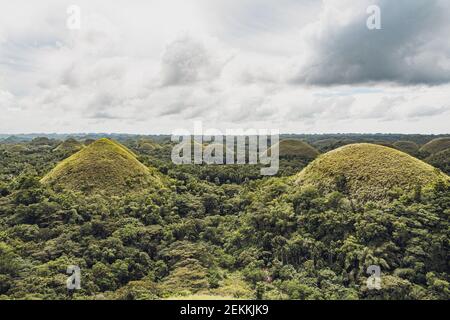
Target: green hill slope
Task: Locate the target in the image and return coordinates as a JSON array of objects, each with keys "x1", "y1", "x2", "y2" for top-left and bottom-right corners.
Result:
[
  {"x1": 312, "y1": 138, "x2": 353, "y2": 152},
  {"x1": 295, "y1": 143, "x2": 448, "y2": 201},
  {"x1": 41, "y1": 138, "x2": 163, "y2": 195},
  {"x1": 54, "y1": 138, "x2": 84, "y2": 154},
  {"x1": 393, "y1": 141, "x2": 420, "y2": 156},
  {"x1": 426, "y1": 148, "x2": 450, "y2": 175},
  {"x1": 420, "y1": 137, "x2": 450, "y2": 155},
  {"x1": 272, "y1": 139, "x2": 320, "y2": 159},
  {"x1": 137, "y1": 139, "x2": 161, "y2": 153}
]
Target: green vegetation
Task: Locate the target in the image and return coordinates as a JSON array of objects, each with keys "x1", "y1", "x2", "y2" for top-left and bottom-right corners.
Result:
[
  {"x1": 238, "y1": 175, "x2": 449, "y2": 300},
  {"x1": 1, "y1": 136, "x2": 24, "y2": 144},
  {"x1": 312, "y1": 139, "x2": 353, "y2": 153},
  {"x1": 54, "y1": 138, "x2": 85, "y2": 155},
  {"x1": 272, "y1": 139, "x2": 320, "y2": 160},
  {"x1": 0, "y1": 135, "x2": 449, "y2": 300},
  {"x1": 393, "y1": 141, "x2": 420, "y2": 156},
  {"x1": 426, "y1": 148, "x2": 450, "y2": 175},
  {"x1": 84, "y1": 139, "x2": 96, "y2": 146},
  {"x1": 420, "y1": 137, "x2": 450, "y2": 155},
  {"x1": 4, "y1": 144, "x2": 28, "y2": 153},
  {"x1": 296, "y1": 143, "x2": 448, "y2": 202},
  {"x1": 30, "y1": 137, "x2": 56, "y2": 147},
  {"x1": 134, "y1": 139, "x2": 162, "y2": 154},
  {"x1": 41, "y1": 139, "x2": 164, "y2": 195}
]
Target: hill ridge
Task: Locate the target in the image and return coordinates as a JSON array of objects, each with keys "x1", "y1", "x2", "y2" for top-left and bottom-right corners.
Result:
[
  {"x1": 272, "y1": 139, "x2": 320, "y2": 159},
  {"x1": 295, "y1": 143, "x2": 448, "y2": 201},
  {"x1": 41, "y1": 138, "x2": 163, "y2": 195}
]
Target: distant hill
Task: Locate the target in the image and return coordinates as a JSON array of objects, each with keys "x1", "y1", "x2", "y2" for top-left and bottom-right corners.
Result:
[
  {"x1": 136, "y1": 139, "x2": 161, "y2": 154},
  {"x1": 296, "y1": 143, "x2": 448, "y2": 202},
  {"x1": 4, "y1": 144, "x2": 28, "y2": 153},
  {"x1": 1, "y1": 136, "x2": 26, "y2": 144},
  {"x1": 312, "y1": 138, "x2": 353, "y2": 153},
  {"x1": 371, "y1": 141, "x2": 394, "y2": 148},
  {"x1": 272, "y1": 139, "x2": 320, "y2": 159},
  {"x1": 426, "y1": 148, "x2": 450, "y2": 175},
  {"x1": 393, "y1": 141, "x2": 420, "y2": 156},
  {"x1": 41, "y1": 138, "x2": 164, "y2": 195},
  {"x1": 30, "y1": 137, "x2": 56, "y2": 146},
  {"x1": 84, "y1": 139, "x2": 96, "y2": 146},
  {"x1": 53, "y1": 138, "x2": 84, "y2": 154},
  {"x1": 420, "y1": 137, "x2": 450, "y2": 155}
]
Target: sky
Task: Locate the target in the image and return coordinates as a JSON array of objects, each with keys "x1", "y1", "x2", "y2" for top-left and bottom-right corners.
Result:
[{"x1": 0, "y1": 0, "x2": 449, "y2": 134}]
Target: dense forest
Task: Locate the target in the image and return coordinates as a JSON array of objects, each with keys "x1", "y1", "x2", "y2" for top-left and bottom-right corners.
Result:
[{"x1": 0, "y1": 134, "x2": 449, "y2": 300}]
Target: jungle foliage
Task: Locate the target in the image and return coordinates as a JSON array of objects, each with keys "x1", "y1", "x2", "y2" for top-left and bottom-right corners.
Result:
[{"x1": 0, "y1": 134, "x2": 448, "y2": 300}]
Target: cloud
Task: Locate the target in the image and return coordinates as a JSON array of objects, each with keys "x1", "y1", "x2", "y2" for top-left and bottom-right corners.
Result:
[
  {"x1": 359, "y1": 96, "x2": 406, "y2": 120},
  {"x1": 290, "y1": 0, "x2": 450, "y2": 85},
  {"x1": 159, "y1": 35, "x2": 232, "y2": 86},
  {"x1": 0, "y1": 0, "x2": 449, "y2": 134},
  {"x1": 403, "y1": 105, "x2": 448, "y2": 118},
  {"x1": 88, "y1": 111, "x2": 122, "y2": 120},
  {"x1": 0, "y1": 90, "x2": 15, "y2": 110}
]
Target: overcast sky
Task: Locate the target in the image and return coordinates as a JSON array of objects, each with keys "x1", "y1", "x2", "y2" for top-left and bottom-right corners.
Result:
[{"x1": 1, "y1": 0, "x2": 449, "y2": 134}]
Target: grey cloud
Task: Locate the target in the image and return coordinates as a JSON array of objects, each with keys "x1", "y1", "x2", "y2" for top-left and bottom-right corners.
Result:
[
  {"x1": 358, "y1": 97, "x2": 448, "y2": 121},
  {"x1": 286, "y1": 96, "x2": 356, "y2": 122},
  {"x1": 222, "y1": 96, "x2": 268, "y2": 123},
  {"x1": 405, "y1": 105, "x2": 448, "y2": 118},
  {"x1": 160, "y1": 36, "x2": 224, "y2": 86},
  {"x1": 159, "y1": 102, "x2": 191, "y2": 116},
  {"x1": 291, "y1": 0, "x2": 450, "y2": 86},
  {"x1": 360, "y1": 96, "x2": 406, "y2": 119},
  {"x1": 153, "y1": 85, "x2": 220, "y2": 119},
  {"x1": 88, "y1": 111, "x2": 121, "y2": 120}
]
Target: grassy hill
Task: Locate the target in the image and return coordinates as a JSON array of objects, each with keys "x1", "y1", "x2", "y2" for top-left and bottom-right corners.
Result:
[
  {"x1": 53, "y1": 138, "x2": 84, "y2": 154},
  {"x1": 420, "y1": 137, "x2": 450, "y2": 155},
  {"x1": 393, "y1": 141, "x2": 420, "y2": 156},
  {"x1": 312, "y1": 138, "x2": 354, "y2": 152},
  {"x1": 84, "y1": 139, "x2": 96, "y2": 145},
  {"x1": 41, "y1": 138, "x2": 164, "y2": 195},
  {"x1": 272, "y1": 139, "x2": 320, "y2": 159},
  {"x1": 136, "y1": 139, "x2": 161, "y2": 154},
  {"x1": 4, "y1": 144, "x2": 28, "y2": 153},
  {"x1": 426, "y1": 148, "x2": 450, "y2": 175},
  {"x1": 295, "y1": 143, "x2": 448, "y2": 201},
  {"x1": 30, "y1": 137, "x2": 55, "y2": 146}
]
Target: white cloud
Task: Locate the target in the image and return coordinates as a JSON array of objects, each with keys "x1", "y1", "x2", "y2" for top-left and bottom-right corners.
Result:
[
  {"x1": 159, "y1": 35, "x2": 232, "y2": 86},
  {"x1": 0, "y1": 0, "x2": 449, "y2": 134}
]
